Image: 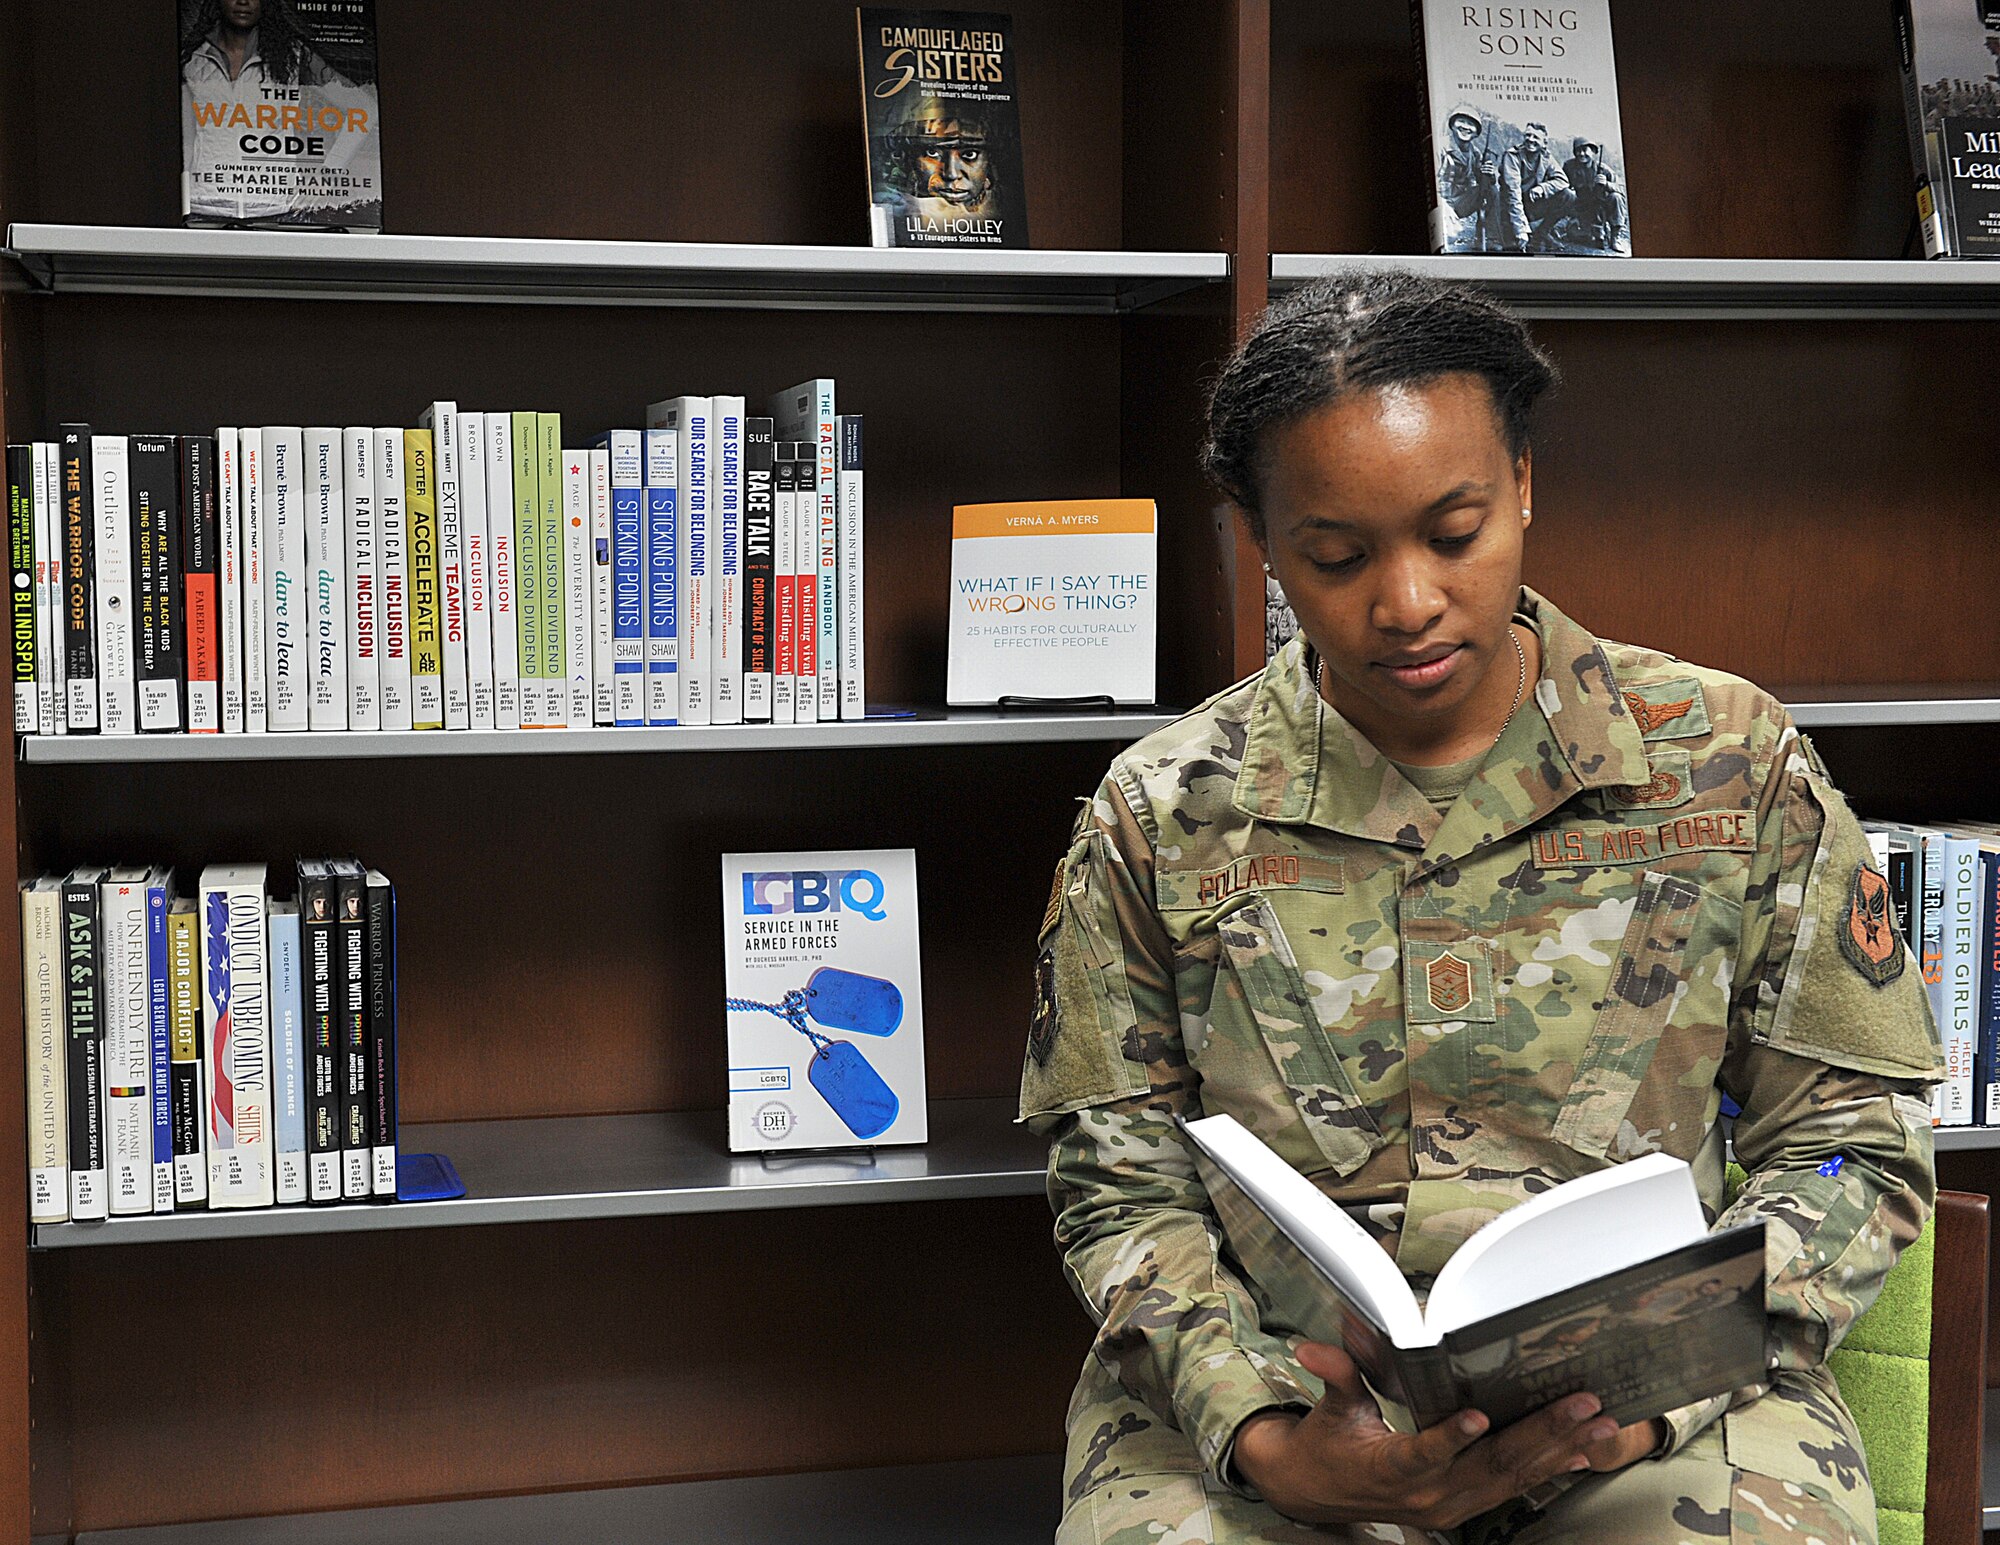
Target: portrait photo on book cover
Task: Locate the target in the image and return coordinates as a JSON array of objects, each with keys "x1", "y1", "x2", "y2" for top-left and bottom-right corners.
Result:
[
  {"x1": 178, "y1": 0, "x2": 383, "y2": 231},
  {"x1": 1435, "y1": 104, "x2": 1629, "y2": 255},
  {"x1": 869, "y1": 92, "x2": 1028, "y2": 245}
]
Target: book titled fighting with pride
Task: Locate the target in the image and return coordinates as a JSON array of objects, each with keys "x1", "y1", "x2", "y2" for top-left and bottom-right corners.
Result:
[{"x1": 1182, "y1": 1115, "x2": 1767, "y2": 1432}]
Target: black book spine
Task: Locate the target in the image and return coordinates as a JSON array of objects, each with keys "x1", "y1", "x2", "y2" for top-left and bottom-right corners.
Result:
[
  {"x1": 364, "y1": 869, "x2": 397, "y2": 1199},
  {"x1": 9, "y1": 445, "x2": 36, "y2": 734},
  {"x1": 57, "y1": 426, "x2": 96, "y2": 732},
  {"x1": 299, "y1": 861, "x2": 341, "y2": 1203},
  {"x1": 129, "y1": 435, "x2": 184, "y2": 732},
  {"x1": 61, "y1": 871, "x2": 105, "y2": 1219},
  {"x1": 1889, "y1": 848, "x2": 1917, "y2": 953},
  {"x1": 743, "y1": 417, "x2": 774, "y2": 718},
  {"x1": 332, "y1": 861, "x2": 367, "y2": 1200},
  {"x1": 181, "y1": 436, "x2": 219, "y2": 732}
]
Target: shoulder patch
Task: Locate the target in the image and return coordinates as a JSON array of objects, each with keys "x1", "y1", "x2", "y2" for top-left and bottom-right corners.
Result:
[
  {"x1": 1608, "y1": 748, "x2": 1694, "y2": 810},
  {"x1": 1838, "y1": 863, "x2": 1904, "y2": 986},
  {"x1": 1028, "y1": 943, "x2": 1059, "y2": 1064},
  {"x1": 1621, "y1": 678, "x2": 1709, "y2": 741}
]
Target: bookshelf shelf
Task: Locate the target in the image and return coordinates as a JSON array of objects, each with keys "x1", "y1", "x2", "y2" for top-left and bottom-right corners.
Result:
[
  {"x1": 29, "y1": 1097, "x2": 1044, "y2": 1249},
  {"x1": 3, "y1": 225, "x2": 1229, "y2": 314},
  {"x1": 1270, "y1": 254, "x2": 2000, "y2": 321},
  {"x1": 14, "y1": 708, "x2": 1179, "y2": 763},
  {"x1": 1779, "y1": 688, "x2": 2000, "y2": 730},
  {"x1": 73, "y1": 1455, "x2": 1062, "y2": 1544}
]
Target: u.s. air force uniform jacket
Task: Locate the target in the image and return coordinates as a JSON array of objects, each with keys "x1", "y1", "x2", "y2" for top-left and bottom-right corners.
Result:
[{"x1": 1021, "y1": 588, "x2": 1942, "y2": 1510}]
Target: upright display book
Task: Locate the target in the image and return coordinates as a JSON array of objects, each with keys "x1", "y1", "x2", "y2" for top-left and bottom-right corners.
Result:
[
  {"x1": 1183, "y1": 1115, "x2": 1766, "y2": 1432},
  {"x1": 1413, "y1": 0, "x2": 1630, "y2": 255},
  {"x1": 1894, "y1": 0, "x2": 2000, "y2": 257},
  {"x1": 946, "y1": 498, "x2": 1155, "y2": 706},
  {"x1": 722, "y1": 849, "x2": 927, "y2": 1153},
  {"x1": 178, "y1": 0, "x2": 383, "y2": 230},
  {"x1": 858, "y1": 9, "x2": 1029, "y2": 248}
]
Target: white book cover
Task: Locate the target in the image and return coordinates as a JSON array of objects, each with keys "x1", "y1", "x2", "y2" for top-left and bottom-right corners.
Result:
[
  {"x1": 770, "y1": 380, "x2": 837, "y2": 722},
  {"x1": 420, "y1": 402, "x2": 472, "y2": 730},
  {"x1": 773, "y1": 448, "x2": 795, "y2": 724},
  {"x1": 374, "y1": 429, "x2": 413, "y2": 731},
  {"x1": 1940, "y1": 834, "x2": 1981, "y2": 1126},
  {"x1": 268, "y1": 901, "x2": 306, "y2": 1204},
  {"x1": 946, "y1": 499, "x2": 1158, "y2": 705},
  {"x1": 100, "y1": 868, "x2": 152, "y2": 1214},
  {"x1": 343, "y1": 427, "x2": 381, "y2": 730},
  {"x1": 216, "y1": 428, "x2": 244, "y2": 733},
  {"x1": 241, "y1": 429, "x2": 268, "y2": 732},
  {"x1": 645, "y1": 398, "x2": 710, "y2": 724},
  {"x1": 722, "y1": 848, "x2": 927, "y2": 1153},
  {"x1": 837, "y1": 416, "x2": 866, "y2": 721},
  {"x1": 31, "y1": 441, "x2": 59, "y2": 735},
  {"x1": 711, "y1": 397, "x2": 744, "y2": 725},
  {"x1": 563, "y1": 453, "x2": 592, "y2": 727},
  {"x1": 199, "y1": 863, "x2": 274, "y2": 1208},
  {"x1": 459, "y1": 411, "x2": 495, "y2": 729},
  {"x1": 589, "y1": 446, "x2": 614, "y2": 726},
  {"x1": 1414, "y1": 0, "x2": 1629, "y2": 257},
  {"x1": 261, "y1": 427, "x2": 308, "y2": 731},
  {"x1": 20, "y1": 879, "x2": 68, "y2": 1223},
  {"x1": 91, "y1": 435, "x2": 137, "y2": 735},
  {"x1": 642, "y1": 427, "x2": 679, "y2": 727},
  {"x1": 306, "y1": 428, "x2": 349, "y2": 730},
  {"x1": 485, "y1": 414, "x2": 520, "y2": 729},
  {"x1": 601, "y1": 431, "x2": 644, "y2": 726}
]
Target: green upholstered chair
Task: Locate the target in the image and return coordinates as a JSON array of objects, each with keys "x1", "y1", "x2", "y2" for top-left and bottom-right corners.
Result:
[{"x1": 1726, "y1": 1169, "x2": 1987, "y2": 1545}]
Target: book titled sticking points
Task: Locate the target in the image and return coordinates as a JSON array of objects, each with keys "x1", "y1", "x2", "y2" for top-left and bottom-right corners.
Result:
[{"x1": 722, "y1": 849, "x2": 928, "y2": 1153}]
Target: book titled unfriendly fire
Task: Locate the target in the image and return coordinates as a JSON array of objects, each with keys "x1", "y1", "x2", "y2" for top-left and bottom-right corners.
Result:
[{"x1": 723, "y1": 849, "x2": 928, "y2": 1153}]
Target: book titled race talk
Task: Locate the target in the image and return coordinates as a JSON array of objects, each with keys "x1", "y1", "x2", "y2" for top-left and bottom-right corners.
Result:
[
  {"x1": 723, "y1": 849, "x2": 927, "y2": 1153},
  {"x1": 858, "y1": 9, "x2": 1029, "y2": 247},
  {"x1": 178, "y1": 0, "x2": 383, "y2": 230},
  {"x1": 946, "y1": 498, "x2": 1155, "y2": 706},
  {"x1": 1413, "y1": 0, "x2": 1630, "y2": 256}
]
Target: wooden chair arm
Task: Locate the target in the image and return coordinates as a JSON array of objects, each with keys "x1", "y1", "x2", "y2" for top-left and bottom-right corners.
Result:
[{"x1": 1925, "y1": 1189, "x2": 1987, "y2": 1545}]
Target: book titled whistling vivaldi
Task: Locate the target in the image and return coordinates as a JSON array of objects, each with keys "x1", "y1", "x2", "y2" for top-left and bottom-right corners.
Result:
[
  {"x1": 178, "y1": 0, "x2": 383, "y2": 230},
  {"x1": 858, "y1": 9, "x2": 1029, "y2": 248}
]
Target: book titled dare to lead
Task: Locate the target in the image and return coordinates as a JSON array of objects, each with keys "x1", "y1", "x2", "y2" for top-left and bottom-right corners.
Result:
[
  {"x1": 178, "y1": 0, "x2": 383, "y2": 230},
  {"x1": 858, "y1": 9, "x2": 1029, "y2": 248}
]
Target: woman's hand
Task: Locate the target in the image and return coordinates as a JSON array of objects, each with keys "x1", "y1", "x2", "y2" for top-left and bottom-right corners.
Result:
[{"x1": 1232, "y1": 1341, "x2": 1648, "y2": 1530}]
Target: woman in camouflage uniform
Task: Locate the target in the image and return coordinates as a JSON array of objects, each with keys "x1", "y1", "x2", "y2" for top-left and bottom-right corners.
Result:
[{"x1": 1023, "y1": 270, "x2": 1941, "y2": 1545}]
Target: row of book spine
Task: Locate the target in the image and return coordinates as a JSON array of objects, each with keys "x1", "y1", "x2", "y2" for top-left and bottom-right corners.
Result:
[
  {"x1": 1861, "y1": 821, "x2": 2000, "y2": 1127},
  {"x1": 20, "y1": 860, "x2": 398, "y2": 1224},
  {"x1": 5, "y1": 382, "x2": 864, "y2": 735}
]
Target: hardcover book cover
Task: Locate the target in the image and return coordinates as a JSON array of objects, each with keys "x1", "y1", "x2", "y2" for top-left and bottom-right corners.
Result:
[
  {"x1": 178, "y1": 0, "x2": 383, "y2": 230},
  {"x1": 723, "y1": 849, "x2": 927, "y2": 1153},
  {"x1": 1413, "y1": 0, "x2": 1630, "y2": 255},
  {"x1": 129, "y1": 436, "x2": 185, "y2": 733},
  {"x1": 199, "y1": 862, "x2": 273, "y2": 1209},
  {"x1": 858, "y1": 9, "x2": 1028, "y2": 247},
  {"x1": 1894, "y1": 0, "x2": 2000, "y2": 256}
]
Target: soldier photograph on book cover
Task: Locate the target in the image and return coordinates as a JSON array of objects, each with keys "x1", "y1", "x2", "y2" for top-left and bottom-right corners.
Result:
[
  {"x1": 178, "y1": 0, "x2": 382, "y2": 230},
  {"x1": 1434, "y1": 105, "x2": 1630, "y2": 256},
  {"x1": 858, "y1": 9, "x2": 1029, "y2": 248}
]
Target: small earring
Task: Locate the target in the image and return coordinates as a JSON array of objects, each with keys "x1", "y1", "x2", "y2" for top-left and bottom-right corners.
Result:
[
  {"x1": 1521, "y1": 507, "x2": 1532, "y2": 522},
  {"x1": 1262, "y1": 561, "x2": 1272, "y2": 574}
]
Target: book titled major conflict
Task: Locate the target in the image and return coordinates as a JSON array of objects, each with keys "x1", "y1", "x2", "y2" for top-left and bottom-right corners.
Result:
[{"x1": 1183, "y1": 1115, "x2": 1767, "y2": 1432}]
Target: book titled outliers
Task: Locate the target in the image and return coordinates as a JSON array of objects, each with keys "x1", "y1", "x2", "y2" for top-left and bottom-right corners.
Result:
[
  {"x1": 7, "y1": 385, "x2": 865, "y2": 739},
  {"x1": 19, "y1": 859, "x2": 399, "y2": 1224}
]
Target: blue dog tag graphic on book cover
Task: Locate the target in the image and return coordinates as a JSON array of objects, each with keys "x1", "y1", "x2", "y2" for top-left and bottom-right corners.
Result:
[{"x1": 722, "y1": 850, "x2": 928, "y2": 1152}]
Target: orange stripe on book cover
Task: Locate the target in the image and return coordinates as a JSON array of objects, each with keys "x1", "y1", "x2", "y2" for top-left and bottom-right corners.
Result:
[{"x1": 952, "y1": 499, "x2": 1156, "y2": 539}]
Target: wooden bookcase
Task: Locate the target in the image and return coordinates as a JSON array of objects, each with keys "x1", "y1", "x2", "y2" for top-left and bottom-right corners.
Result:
[{"x1": 0, "y1": 0, "x2": 1994, "y2": 1538}]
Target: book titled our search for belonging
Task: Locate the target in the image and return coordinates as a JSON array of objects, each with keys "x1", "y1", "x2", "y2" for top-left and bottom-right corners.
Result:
[{"x1": 1181, "y1": 1114, "x2": 1767, "y2": 1433}]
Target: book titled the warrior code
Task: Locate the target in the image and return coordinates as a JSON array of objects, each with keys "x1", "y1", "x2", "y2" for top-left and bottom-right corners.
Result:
[
  {"x1": 178, "y1": 0, "x2": 383, "y2": 230},
  {"x1": 858, "y1": 9, "x2": 1029, "y2": 248}
]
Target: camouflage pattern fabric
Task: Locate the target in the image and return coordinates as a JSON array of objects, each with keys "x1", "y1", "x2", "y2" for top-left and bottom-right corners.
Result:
[{"x1": 1024, "y1": 589, "x2": 1940, "y2": 1543}]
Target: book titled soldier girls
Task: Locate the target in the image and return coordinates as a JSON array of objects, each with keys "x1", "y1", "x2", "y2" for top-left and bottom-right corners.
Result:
[
  {"x1": 1413, "y1": 2, "x2": 1630, "y2": 256},
  {"x1": 178, "y1": 0, "x2": 382, "y2": 230},
  {"x1": 858, "y1": 9, "x2": 1029, "y2": 247}
]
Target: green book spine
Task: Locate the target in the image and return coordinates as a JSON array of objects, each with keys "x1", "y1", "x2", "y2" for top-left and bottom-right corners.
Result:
[
  {"x1": 403, "y1": 429, "x2": 442, "y2": 729},
  {"x1": 511, "y1": 412, "x2": 544, "y2": 725},
  {"x1": 538, "y1": 413, "x2": 564, "y2": 721}
]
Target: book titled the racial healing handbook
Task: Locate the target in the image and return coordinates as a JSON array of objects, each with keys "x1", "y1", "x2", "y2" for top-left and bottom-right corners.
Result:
[{"x1": 1182, "y1": 1114, "x2": 1767, "y2": 1433}]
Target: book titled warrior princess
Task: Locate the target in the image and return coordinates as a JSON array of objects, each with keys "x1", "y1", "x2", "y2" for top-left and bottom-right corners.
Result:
[
  {"x1": 858, "y1": 9, "x2": 1029, "y2": 247},
  {"x1": 1183, "y1": 1115, "x2": 1767, "y2": 1433},
  {"x1": 1413, "y1": 1, "x2": 1630, "y2": 256},
  {"x1": 178, "y1": 0, "x2": 382, "y2": 230}
]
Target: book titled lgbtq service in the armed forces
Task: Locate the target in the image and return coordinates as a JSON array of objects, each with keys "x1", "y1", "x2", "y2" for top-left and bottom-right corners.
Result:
[
  {"x1": 1184, "y1": 1115, "x2": 1767, "y2": 1433},
  {"x1": 858, "y1": 9, "x2": 1029, "y2": 247},
  {"x1": 1894, "y1": 0, "x2": 2000, "y2": 257},
  {"x1": 1413, "y1": 2, "x2": 1631, "y2": 256},
  {"x1": 178, "y1": 0, "x2": 383, "y2": 230}
]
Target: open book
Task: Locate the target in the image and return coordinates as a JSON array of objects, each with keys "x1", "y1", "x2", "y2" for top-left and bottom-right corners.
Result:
[{"x1": 1181, "y1": 1114, "x2": 1767, "y2": 1432}]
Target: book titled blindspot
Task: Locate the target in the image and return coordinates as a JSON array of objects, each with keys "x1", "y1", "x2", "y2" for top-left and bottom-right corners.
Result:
[{"x1": 722, "y1": 849, "x2": 927, "y2": 1152}]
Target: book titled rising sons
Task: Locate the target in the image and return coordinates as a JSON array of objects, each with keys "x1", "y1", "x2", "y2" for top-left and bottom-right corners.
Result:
[{"x1": 1182, "y1": 1114, "x2": 1766, "y2": 1432}]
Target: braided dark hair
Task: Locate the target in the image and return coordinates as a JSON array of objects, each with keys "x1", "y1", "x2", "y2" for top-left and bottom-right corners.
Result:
[{"x1": 1203, "y1": 268, "x2": 1558, "y2": 542}]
